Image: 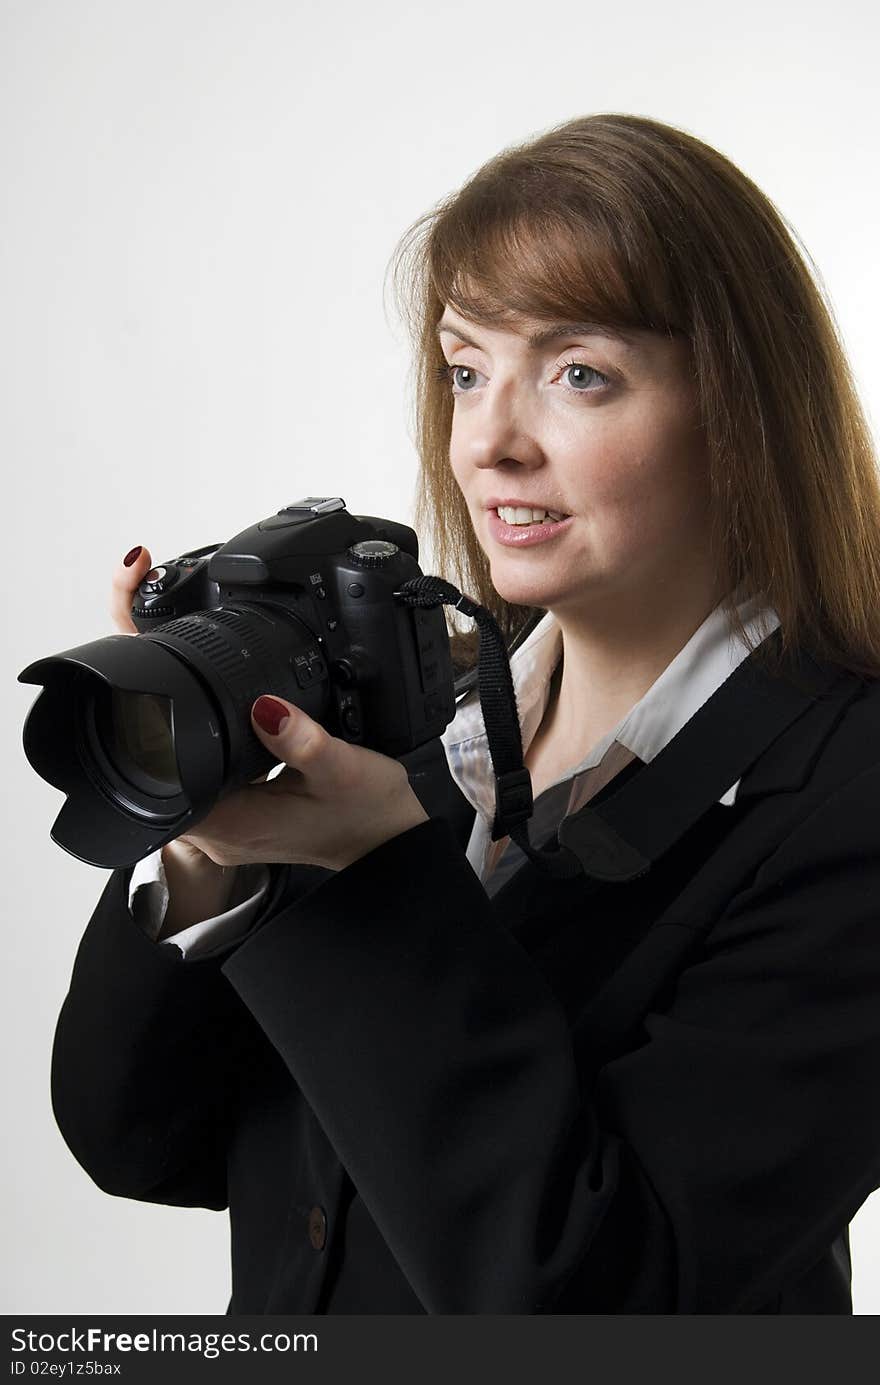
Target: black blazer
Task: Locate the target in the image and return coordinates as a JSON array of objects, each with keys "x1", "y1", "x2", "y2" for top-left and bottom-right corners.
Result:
[{"x1": 50, "y1": 637, "x2": 880, "y2": 1313}]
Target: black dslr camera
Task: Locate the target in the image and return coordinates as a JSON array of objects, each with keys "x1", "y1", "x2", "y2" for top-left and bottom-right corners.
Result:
[{"x1": 19, "y1": 499, "x2": 456, "y2": 869}]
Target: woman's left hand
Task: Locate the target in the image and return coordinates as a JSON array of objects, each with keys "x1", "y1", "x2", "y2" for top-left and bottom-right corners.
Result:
[{"x1": 175, "y1": 694, "x2": 429, "y2": 872}]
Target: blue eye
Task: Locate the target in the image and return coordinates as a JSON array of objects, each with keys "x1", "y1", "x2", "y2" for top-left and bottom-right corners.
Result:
[
  {"x1": 450, "y1": 365, "x2": 479, "y2": 392},
  {"x1": 434, "y1": 362, "x2": 481, "y2": 395},
  {"x1": 562, "y1": 362, "x2": 607, "y2": 391}
]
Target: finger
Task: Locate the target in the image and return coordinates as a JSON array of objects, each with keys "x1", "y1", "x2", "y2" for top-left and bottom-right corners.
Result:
[
  {"x1": 250, "y1": 695, "x2": 333, "y2": 778},
  {"x1": 110, "y1": 545, "x2": 153, "y2": 634}
]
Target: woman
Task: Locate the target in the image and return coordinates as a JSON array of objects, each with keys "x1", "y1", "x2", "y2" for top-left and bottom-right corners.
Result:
[{"x1": 52, "y1": 113, "x2": 880, "y2": 1313}]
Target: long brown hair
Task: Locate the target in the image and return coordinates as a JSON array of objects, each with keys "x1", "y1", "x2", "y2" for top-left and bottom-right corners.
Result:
[{"x1": 389, "y1": 113, "x2": 880, "y2": 681}]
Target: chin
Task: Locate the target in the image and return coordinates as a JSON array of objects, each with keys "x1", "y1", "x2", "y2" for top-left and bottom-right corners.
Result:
[{"x1": 488, "y1": 567, "x2": 565, "y2": 611}]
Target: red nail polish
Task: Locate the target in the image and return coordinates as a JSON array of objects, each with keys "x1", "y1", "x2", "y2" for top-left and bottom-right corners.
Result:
[
  {"x1": 123, "y1": 546, "x2": 143, "y2": 568},
  {"x1": 253, "y1": 695, "x2": 289, "y2": 736}
]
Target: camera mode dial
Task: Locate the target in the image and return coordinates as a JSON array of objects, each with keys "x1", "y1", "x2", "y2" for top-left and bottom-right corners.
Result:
[{"x1": 347, "y1": 540, "x2": 399, "y2": 568}]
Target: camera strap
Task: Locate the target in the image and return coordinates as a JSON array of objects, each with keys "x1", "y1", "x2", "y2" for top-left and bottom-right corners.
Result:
[{"x1": 395, "y1": 576, "x2": 582, "y2": 879}]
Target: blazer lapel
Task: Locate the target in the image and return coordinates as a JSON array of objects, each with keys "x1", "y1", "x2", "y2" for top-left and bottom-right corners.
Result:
[{"x1": 557, "y1": 632, "x2": 864, "y2": 883}]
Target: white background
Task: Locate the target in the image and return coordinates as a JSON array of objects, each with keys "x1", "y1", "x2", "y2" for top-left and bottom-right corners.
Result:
[{"x1": 2, "y1": 0, "x2": 878, "y2": 1315}]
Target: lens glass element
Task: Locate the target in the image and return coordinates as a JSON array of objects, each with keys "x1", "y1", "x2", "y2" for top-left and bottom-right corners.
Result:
[{"x1": 103, "y1": 689, "x2": 182, "y2": 797}]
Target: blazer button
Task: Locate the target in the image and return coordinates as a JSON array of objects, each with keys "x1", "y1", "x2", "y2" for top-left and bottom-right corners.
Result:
[{"x1": 307, "y1": 1205, "x2": 327, "y2": 1251}]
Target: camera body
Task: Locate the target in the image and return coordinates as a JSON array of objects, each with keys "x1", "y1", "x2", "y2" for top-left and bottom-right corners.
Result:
[
  {"x1": 131, "y1": 497, "x2": 454, "y2": 763},
  {"x1": 19, "y1": 498, "x2": 456, "y2": 867}
]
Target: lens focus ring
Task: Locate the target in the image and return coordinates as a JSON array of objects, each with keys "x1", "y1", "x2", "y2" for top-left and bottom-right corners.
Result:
[{"x1": 148, "y1": 607, "x2": 292, "y2": 784}]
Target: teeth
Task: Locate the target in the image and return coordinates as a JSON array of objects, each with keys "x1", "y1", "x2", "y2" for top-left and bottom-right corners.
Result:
[{"x1": 496, "y1": 506, "x2": 566, "y2": 526}]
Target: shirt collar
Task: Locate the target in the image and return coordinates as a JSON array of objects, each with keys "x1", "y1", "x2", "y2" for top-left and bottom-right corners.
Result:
[{"x1": 442, "y1": 591, "x2": 781, "y2": 823}]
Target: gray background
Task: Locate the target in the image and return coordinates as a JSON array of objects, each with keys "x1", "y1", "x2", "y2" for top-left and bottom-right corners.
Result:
[{"x1": 3, "y1": 0, "x2": 878, "y2": 1314}]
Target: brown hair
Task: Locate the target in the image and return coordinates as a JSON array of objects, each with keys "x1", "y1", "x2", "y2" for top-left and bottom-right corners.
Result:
[{"x1": 389, "y1": 113, "x2": 880, "y2": 681}]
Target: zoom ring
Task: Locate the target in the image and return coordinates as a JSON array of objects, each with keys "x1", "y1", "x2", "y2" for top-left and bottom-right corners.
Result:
[{"x1": 151, "y1": 608, "x2": 296, "y2": 784}]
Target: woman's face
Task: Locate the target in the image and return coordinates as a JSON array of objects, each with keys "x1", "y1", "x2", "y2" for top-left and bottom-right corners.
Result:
[{"x1": 438, "y1": 306, "x2": 720, "y2": 619}]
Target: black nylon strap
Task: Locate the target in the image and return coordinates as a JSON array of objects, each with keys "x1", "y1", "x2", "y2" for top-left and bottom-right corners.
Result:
[{"x1": 395, "y1": 576, "x2": 581, "y2": 879}]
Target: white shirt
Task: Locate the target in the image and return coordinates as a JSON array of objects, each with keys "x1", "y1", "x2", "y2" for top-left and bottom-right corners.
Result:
[{"x1": 129, "y1": 591, "x2": 780, "y2": 956}]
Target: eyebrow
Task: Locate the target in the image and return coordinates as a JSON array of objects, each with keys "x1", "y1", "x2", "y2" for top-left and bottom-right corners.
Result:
[{"x1": 435, "y1": 316, "x2": 639, "y2": 354}]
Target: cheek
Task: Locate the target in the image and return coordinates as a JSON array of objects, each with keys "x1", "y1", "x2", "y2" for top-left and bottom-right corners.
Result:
[
  {"x1": 448, "y1": 448, "x2": 464, "y2": 490},
  {"x1": 447, "y1": 431, "x2": 472, "y2": 501},
  {"x1": 577, "y1": 398, "x2": 707, "y2": 511}
]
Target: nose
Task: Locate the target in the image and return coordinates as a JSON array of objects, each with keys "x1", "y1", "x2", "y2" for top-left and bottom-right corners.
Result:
[{"x1": 461, "y1": 383, "x2": 546, "y2": 474}]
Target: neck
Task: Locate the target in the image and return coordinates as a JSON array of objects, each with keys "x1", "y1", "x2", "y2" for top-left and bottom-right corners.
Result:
[{"x1": 544, "y1": 571, "x2": 731, "y2": 748}]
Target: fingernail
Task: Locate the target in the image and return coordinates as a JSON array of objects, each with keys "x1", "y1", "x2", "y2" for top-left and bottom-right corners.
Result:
[
  {"x1": 123, "y1": 546, "x2": 143, "y2": 568},
  {"x1": 252, "y1": 695, "x2": 290, "y2": 736}
]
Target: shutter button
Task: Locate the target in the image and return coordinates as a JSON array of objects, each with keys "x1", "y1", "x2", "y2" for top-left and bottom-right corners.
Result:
[{"x1": 307, "y1": 1205, "x2": 327, "y2": 1251}]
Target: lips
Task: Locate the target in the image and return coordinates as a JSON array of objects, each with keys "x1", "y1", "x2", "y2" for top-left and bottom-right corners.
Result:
[{"x1": 486, "y1": 508, "x2": 573, "y2": 548}]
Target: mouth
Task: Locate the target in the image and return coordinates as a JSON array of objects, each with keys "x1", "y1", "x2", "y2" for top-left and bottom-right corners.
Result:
[{"x1": 486, "y1": 506, "x2": 573, "y2": 548}]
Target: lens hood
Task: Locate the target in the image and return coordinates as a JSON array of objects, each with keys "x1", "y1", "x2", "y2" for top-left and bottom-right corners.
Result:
[{"x1": 19, "y1": 634, "x2": 225, "y2": 868}]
